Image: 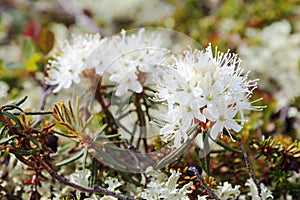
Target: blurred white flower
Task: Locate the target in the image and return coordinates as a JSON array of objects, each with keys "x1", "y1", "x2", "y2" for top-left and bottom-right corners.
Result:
[
  {"x1": 215, "y1": 181, "x2": 241, "y2": 200},
  {"x1": 238, "y1": 20, "x2": 300, "y2": 107},
  {"x1": 154, "y1": 44, "x2": 261, "y2": 148},
  {"x1": 0, "y1": 81, "x2": 9, "y2": 100},
  {"x1": 245, "y1": 178, "x2": 273, "y2": 200},
  {"x1": 68, "y1": 0, "x2": 174, "y2": 27}
]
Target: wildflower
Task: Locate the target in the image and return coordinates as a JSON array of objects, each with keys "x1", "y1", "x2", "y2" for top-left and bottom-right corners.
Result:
[
  {"x1": 67, "y1": 169, "x2": 91, "y2": 188},
  {"x1": 105, "y1": 29, "x2": 169, "y2": 96},
  {"x1": 139, "y1": 167, "x2": 192, "y2": 200},
  {"x1": 100, "y1": 177, "x2": 123, "y2": 200},
  {"x1": 245, "y1": 178, "x2": 273, "y2": 200},
  {"x1": 46, "y1": 29, "x2": 169, "y2": 96},
  {"x1": 46, "y1": 34, "x2": 101, "y2": 93},
  {"x1": 154, "y1": 44, "x2": 261, "y2": 148},
  {"x1": 215, "y1": 181, "x2": 241, "y2": 200}
]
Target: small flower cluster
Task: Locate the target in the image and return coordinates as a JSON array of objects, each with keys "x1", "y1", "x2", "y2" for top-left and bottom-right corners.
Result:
[
  {"x1": 245, "y1": 178, "x2": 273, "y2": 200},
  {"x1": 139, "y1": 167, "x2": 192, "y2": 200},
  {"x1": 46, "y1": 34, "x2": 101, "y2": 93},
  {"x1": 154, "y1": 44, "x2": 261, "y2": 147}
]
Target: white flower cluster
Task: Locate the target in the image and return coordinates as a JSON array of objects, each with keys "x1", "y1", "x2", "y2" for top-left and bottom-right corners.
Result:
[
  {"x1": 46, "y1": 34, "x2": 101, "y2": 93},
  {"x1": 139, "y1": 167, "x2": 192, "y2": 200},
  {"x1": 46, "y1": 29, "x2": 169, "y2": 96},
  {"x1": 100, "y1": 177, "x2": 123, "y2": 200},
  {"x1": 238, "y1": 20, "x2": 300, "y2": 107},
  {"x1": 154, "y1": 44, "x2": 260, "y2": 147},
  {"x1": 47, "y1": 30, "x2": 261, "y2": 148},
  {"x1": 68, "y1": 0, "x2": 174, "y2": 26},
  {"x1": 214, "y1": 181, "x2": 241, "y2": 200},
  {"x1": 245, "y1": 178, "x2": 273, "y2": 200}
]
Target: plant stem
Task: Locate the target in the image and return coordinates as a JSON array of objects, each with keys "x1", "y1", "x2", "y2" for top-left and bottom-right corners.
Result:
[
  {"x1": 135, "y1": 93, "x2": 148, "y2": 152},
  {"x1": 37, "y1": 156, "x2": 136, "y2": 200},
  {"x1": 237, "y1": 136, "x2": 262, "y2": 196},
  {"x1": 189, "y1": 165, "x2": 220, "y2": 200},
  {"x1": 31, "y1": 86, "x2": 52, "y2": 128}
]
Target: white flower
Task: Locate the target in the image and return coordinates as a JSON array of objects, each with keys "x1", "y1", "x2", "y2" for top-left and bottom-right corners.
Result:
[
  {"x1": 245, "y1": 178, "x2": 273, "y2": 200},
  {"x1": 68, "y1": 169, "x2": 91, "y2": 188},
  {"x1": 100, "y1": 177, "x2": 123, "y2": 200},
  {"x1": 109, "y1": 68, "x2": 143, "y2": 96},
  {"x1": 46, "y1": 28, "x2": 169, "y2": 96},
  {"x1": 197, "y1": 195, "x2": 209, "y2": 200},
  {"x1": 203, "y1": 99, "x2": 242, "y2": 140},
  {"x1": 139, "y1": 168, "x2": 192, "y2": 200},
  {"x1": 46, "y1": 34, "x2": 101, "y2": 93},
  {"x1": 104, "y1": 29, "x2": 169, "y2": 96},
  {"x1": 215, "y1": 181, "x2": 241, "y2": 200},
  {"x1": 154, "y1": 44, "x2": 261, "y2": 148}
]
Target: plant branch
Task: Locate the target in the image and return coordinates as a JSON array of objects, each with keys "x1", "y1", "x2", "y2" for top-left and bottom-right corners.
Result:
[
  {"x1": 31, "y1": 86, "x2": 52, "y2": 128},
  {"x1": 189, "y1": 165, "x2": 220, "y2": 200},
  {"x1": 237, "y1": 137, "x2": 261, "y2": 196},
  {"x1": 37, "y1": 156, "x2": 136, "y2": 200},
  {"x1": 135, "y1": 93, "x2": 148, "y2": 152}
]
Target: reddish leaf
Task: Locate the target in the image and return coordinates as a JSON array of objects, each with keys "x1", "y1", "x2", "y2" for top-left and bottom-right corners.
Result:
[
  {"x1": 23, "y1": 20, "x2": 41, "y2": 40},
  {"x1": 37, "y1": 28, "x2": 55, "y2": 54}
]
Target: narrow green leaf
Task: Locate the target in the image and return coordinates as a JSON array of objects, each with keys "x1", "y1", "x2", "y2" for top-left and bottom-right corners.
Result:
[
  {"x1": 10, "y1": 149, "x2": 39, "y2": 156},
  {"x1": 28, "y1": 134, "x2": 42, "y2": 149},
  {"x1": 12, "y1": 96, "x2": 28, "y2": 106},
  {"x1": 13, "y1": 111, "x2": 53, "y2": 115},
  {"x1": 203, "y1": 132, "x2": 210, "y2": 175},
  {"x1": 2, "y1": 105, "x2": 24, "y2": 112},
  {"x1": 55, "y1": 148, "x2": 85, "y2": 167},
  {"x1": 0, "y1": 135, "x2": 18, "y2": 144},
  {"x1": 93, "y1": 147, "x2": 127, "y2": 170},
  {"x1": 2, "y1": 111, "x2": 23, "y2": 129},
  {"x1": 215, "y1": 140, "x2": 242, "y2": 154},
  {"x1": 156, "y1": 139, "x2": 192, "y2": 169},
  {"x1": 90, "y1": 157, "x2": 98, "y2": 186},
  {"x1": 60, "y1": 122, "x2": 76, "y2": 132}
]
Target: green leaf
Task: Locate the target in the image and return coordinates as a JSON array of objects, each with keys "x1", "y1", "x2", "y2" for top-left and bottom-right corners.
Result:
[
  {"x1": 0, "y1": 135, "x2": 18, "y2": 145},
  {"x1": 12, "y1": 96, "x2": 28, "y2": 106},
  {"x1": 5, "y1": 61, "x2": 26, "y2": 69},
  {"x1": 2, "y1": 111, "x2": 23, "y2": 130},
  {"x1": 200, "y1": 132, "x2": 210, "y2": 175},
  {"x1": 10, "y1": 149, "x2": 39, "y2": 156},
  {"x1": 55, "y1": 148, "x2": 85, "y2": 167},
  {"x1": 22, "y1": 38, "x2": 35, "y2": 60},
  {"x1": 26, "y1": 53, "x2": 40, "y2": 71},
  {"x1": 2, "y1": 104, "x2": 24, "y2": 112},
  {"x1": 215, "y1": 139, "x2": 242, "y2": 154},
  {"x1": 28, "y1": 134, "x2": 42, "y2": 149},
  {"x1": 156, "y1": 139, "x2": 192, "y2": 169},
  {"x1": 93, "y1": 146, "x2": 127, "y2": 170}
]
